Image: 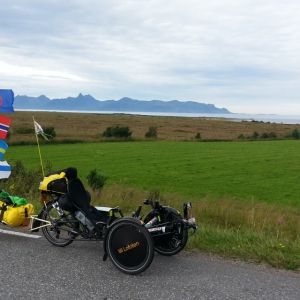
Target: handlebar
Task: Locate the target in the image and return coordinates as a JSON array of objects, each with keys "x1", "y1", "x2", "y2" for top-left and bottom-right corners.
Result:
[
  {"x1": 143, "y1": 199, "x2": 161, "y2": 209},
  {"x1": 132, "y1": 205, "x2": 142, "y2": 218}
]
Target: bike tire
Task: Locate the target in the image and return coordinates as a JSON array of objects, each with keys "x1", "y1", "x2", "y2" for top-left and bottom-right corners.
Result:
[
  {"x1": 41, "y1": 203, "x2": 78, "y2": 247},
  {"x1": 105, "y1": 219, "x2": 154, "y2": 275},
  {"x1": 153, "y1": 212, "x2": 188, "y2": 256}
]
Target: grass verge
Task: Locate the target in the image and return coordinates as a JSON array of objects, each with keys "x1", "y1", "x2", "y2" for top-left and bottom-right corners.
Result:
[
  {"x1": 90, "y1": 185, "x2": 300, "y2": 271},
  {"x1": 3, "y1": 139, "x2": 300, "y2": 271}
]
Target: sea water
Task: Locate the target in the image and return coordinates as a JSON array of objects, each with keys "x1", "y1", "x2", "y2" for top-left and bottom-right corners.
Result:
[{"x1": 15, "y1": 109, "x2": 300, "y2": 125}]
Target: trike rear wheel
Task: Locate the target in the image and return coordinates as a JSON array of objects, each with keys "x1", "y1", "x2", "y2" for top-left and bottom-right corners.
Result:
[{"x1": 41, "y1": 203, "x2": 78, "y2": 247}]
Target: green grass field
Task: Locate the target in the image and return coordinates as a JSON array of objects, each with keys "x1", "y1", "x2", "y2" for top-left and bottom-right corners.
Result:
[
  {"x1": 4, "y1": 139, "x2": 300, "y2": 270},
  {"x1": 5, "y1": 139, "x2": 300, "y2": 207}
]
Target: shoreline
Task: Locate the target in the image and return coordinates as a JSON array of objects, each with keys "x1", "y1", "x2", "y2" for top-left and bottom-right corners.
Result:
[{"x1": 14, "y1": 109, "x2": 300, "y2": 125}]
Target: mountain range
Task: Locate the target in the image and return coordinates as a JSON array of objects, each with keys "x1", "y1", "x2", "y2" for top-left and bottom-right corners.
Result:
[{"x1": 14, "y1": 94, "x2": 231, "y2": 114}]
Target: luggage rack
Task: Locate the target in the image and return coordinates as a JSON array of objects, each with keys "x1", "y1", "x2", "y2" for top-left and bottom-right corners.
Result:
[
  {"x1": 0, "y1": 216, "x2": 34, "y2": 231},
  {"x1": 28, "y1": 215, "x2": 51, "y2": 231}
]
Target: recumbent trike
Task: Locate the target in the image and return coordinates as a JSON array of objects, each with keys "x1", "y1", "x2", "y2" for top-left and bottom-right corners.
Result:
[{"x1": 30, "y1": 167, "x2": 197, "y2": 275}]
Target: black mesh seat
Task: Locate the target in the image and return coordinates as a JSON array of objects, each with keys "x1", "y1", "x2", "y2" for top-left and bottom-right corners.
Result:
[{"x1": 67, "y1": 178, "x2": 107, "y2": 224}]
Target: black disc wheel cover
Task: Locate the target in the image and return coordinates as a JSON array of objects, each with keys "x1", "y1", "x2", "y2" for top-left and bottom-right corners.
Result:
[{"x1": 107, "y1": 221, "x2": 154, "y2": 274}]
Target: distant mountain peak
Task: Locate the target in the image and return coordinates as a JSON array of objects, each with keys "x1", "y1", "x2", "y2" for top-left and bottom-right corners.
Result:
[
  {"x1": 119, "y1": 97, "x2": 134, "y2": 102},
  {"x1": 14, "y1": 94, "x2": 232, "y2": 114}
]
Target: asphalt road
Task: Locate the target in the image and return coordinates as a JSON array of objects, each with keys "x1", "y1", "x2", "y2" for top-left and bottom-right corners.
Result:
[{"x1": 1, "y1": 225, "x2": 300, "y2": 300}]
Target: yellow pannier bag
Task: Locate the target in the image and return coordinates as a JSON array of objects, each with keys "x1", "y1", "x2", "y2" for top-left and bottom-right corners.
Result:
[
  {"x1": 0, "y1": 201, "x2": 35, "y2": 227},
  {"x1": 39, "y1": 171, "x2": 68, "y2": 194}
]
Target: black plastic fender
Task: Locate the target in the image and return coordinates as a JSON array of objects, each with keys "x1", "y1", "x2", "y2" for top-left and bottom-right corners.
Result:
[
  {"x1": 143, "y1": 206, "x2": 181, "y2": 223},
  {"x1": 163, "y1": 206, "x2": 181, "y2": 215}
]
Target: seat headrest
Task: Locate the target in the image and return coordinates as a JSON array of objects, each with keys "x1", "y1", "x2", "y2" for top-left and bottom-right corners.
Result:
[
  {"x1": 46, "y1": 167, "x2": 77, "y2": 179},
  {"x1": 65, "y1": 167, "x2": 77, "y2": 179}
]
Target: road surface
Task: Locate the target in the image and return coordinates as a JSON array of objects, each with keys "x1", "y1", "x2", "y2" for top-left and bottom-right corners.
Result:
[{"x1": 0, "y1": 225, "x2": 299, "y2": 300}]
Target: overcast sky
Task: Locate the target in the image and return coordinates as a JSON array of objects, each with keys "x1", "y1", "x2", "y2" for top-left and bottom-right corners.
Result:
[{"x1": 1, "y1": 1, "x2": 299, "y2": 114}]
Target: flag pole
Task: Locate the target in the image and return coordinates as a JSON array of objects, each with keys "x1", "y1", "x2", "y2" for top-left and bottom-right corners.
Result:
[{"x1": 33, "y1": 116, "x2": 45, "y2": 177}]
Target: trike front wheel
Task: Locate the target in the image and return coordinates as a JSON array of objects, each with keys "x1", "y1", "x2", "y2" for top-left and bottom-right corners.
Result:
[{"x1": 153, "y1": 213, "x2": 188, "y2": 256}]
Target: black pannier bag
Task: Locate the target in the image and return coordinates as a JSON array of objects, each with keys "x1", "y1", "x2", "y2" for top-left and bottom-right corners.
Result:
[
  {"x1": 39, "y1": 167, "x2": 78, "y2": 195},
  {"x1": 39, "y1": 172, "x2": 68, "y2": 195},
  {"x1": 47, "y1": 177, "x2": 68, "y2": 194}
]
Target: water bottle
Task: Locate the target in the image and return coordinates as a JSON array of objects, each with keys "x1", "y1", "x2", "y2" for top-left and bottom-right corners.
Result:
[
  {"x1": 145, "y1": 217, "x2": 158, "y2": 228},
  {"x1": 75, "y1": 211, "x2": 94, "y2": 230}
]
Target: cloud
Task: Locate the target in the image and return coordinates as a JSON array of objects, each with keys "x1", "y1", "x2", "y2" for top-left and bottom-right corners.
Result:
[{"x1": 0, "y1": 0, "x2": 300, "y2": 114}]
